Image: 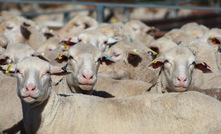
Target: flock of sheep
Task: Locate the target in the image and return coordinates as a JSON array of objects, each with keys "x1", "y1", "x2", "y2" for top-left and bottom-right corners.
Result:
[{"x1": 0, "y1": 5, "x2": 221, "y2": 134}]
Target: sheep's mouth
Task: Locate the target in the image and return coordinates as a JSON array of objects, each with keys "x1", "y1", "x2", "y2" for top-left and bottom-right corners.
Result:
[
  {"x1": 79, "y1": 84, "x2": 93, "y2": 91},
  {"x1": 174, "y1": 86, "x2": 188, "y2": 92},
  {"x1": 22, "y1": 96, "x2": 38, "y2": 103}
]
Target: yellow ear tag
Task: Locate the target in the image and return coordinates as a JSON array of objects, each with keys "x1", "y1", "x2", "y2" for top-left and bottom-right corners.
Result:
[
  {"x1": 64, "y1": 44, "x2": 68, "y2": 49},
  {"x1": 5, "y1": 64, "x2": 11, "y2": 74},
  {"x1": 215, "y1": 49, "x2": 217, "y2": 53},
  {"x1": 212, "y1": 36, "x2": 215, "y2": 40},
  {"x1": 152, "y1": 60, "x2": 157, "y2": 64},
  {"x1": 58, "y1": 53, "x2": 62, "y2": 60},
  {"x1": 50, "y1": 29, "x2": 53, "y2": 33},
  {"x1": 133, "y1": 49, "x2": 138, "y2": 54},
  {"x1": 150, "y1": 49, "x2": 158, "y2": 55},
  {"x1": 41, "y1": 53, "x2": 45, "y2": 56},
  {"x1": 111, "y1": 18, "x2": 117, "y2": 23}
]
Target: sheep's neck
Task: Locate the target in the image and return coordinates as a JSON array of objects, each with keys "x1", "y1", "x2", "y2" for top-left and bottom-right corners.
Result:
[{"x1": 21, "y1": 88, "x2": 58, "y2": 134}]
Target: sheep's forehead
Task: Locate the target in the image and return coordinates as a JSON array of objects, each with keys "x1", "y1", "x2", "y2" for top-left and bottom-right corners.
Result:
[
  {"x1": 17, "y1": 57, "x2": 49, "y2": 73},
  {"x1": 165, "y1": 47, "x2": 195, "y2": 62},
  {"x1": 69, "y1": 44, "x2": 101, "y2": 58}
]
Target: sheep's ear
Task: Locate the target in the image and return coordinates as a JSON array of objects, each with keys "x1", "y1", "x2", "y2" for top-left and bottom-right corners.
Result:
[
  {"x1": 50, "y1": 64, "x2": 71, "y2": 75},
  {"x1": 127, "y1": 50, "x2": 142, "y2": 67},
  {"x1": 0, "y1": 64, "x2": 16, "y2": 74},
  {"x1": 55, "y1": 52, "x2": 68, "y2": 63},
  {"x1": 20, "y1": 25, "x2": 31, "y2": 40},
  {"x1": 148, "y1": 57, "x2": 164, "y2": 70},
  {"x1": 0, "y1": 55, "x2": 8, "y2": 65},
  {"x1": 32, "y1": 52, "x2": 50, "y2": 62},
  {"x1": 146, "y1": 26, "x2": 159, "y2": 36},
  {"x1": 195, "y1": 61, "x2": 212, "y2": 73},
  {"x1": 207, "y1": 36, "x2": 221, "y2": 46},
  {"x1": 44, "y1": 32, "x2": 54, "y2": 39}
]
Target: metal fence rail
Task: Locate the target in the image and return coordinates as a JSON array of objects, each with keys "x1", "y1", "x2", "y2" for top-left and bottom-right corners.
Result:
[{"x1": 1, "y1": 0, "x2": 221, "y2": 23}]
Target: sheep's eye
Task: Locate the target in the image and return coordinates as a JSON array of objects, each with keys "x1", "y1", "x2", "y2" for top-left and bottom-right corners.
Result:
[
  {"x1": 104, "y1": 40, "x2": 108, "y2": 44},
  {"x1": 78, "y1": 38, "x2": 82, "y2": 42},
  {"x1": 6, "y1": 26, "x2": 13, "y2": 30},
  {"x1": 132, "y1": 28, "x2": 138, "y2": 31},
  {"x1": 192, "y1": 61, "x2": 196, "y2": 65},
  {"x1": 113, "y1": 52, "x2": 120, "y2": 57}
]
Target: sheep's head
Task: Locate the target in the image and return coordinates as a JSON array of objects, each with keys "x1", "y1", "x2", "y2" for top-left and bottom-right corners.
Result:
[
  {"x1": 148, "y1": 46, "x2": 212, "y2": 92},
  {"x1": 0, "y1": 57, "x2": 70, "y2": 104},
  {"x1": 56, "y1": 43, "x2": 102, "y2": 94}
]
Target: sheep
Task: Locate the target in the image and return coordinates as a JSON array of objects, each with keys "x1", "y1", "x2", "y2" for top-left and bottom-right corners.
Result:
[
  {"x1": 148, "y1": 46, "x2": 212, "y2": 93},
  {"x1": 60, "y1": 30, "x2": 119, "y2": 52},
  {"x1": 13, "y1": 57, "x2": 221, "y2": 134},
  {"x1": 98, "y1": 41, "x2": 159, "y2": 84},
  {"x1": 188, "y1": 86, "x2": 221, "y2": 101},
  {"x1": 0, "y1": 31, "x2": 13, "y2": 48},
  {"x1": 179, "y1": 38, "x2": 221, "y2": 88},
  {"x1": 36, "y1": 36, "x2": 63, "y2": 53},
  {"x1": 0, "y1": 16, "x2": 48, "y2": 50},
  {"x1": 125, "y1": 20, "x2": 156, "y2": 45},
  {"x1": 180, "y1": 22, "x2": 209, "y2": 38},
  {"x1": 56, "y1": 15, "x2": 98, "y2": 38},
  {"x1": 53, "y1": 42, "x2": 102, "y2": 94},
  {"x1": 92, "y1": 75, "x2": 153, "y2": 98},
  {"x1": 148, "y1": 37, "x2": 177, "y2": 58},
  {"x1": 0, "y1": 72, "x2": 24, "y2": 134},
  {"x1": 163, "y1": 29, "x2": 191, "y2": 44},
  {"x1": 199, "y1": 28, "x2": 221, "y2": 71}
]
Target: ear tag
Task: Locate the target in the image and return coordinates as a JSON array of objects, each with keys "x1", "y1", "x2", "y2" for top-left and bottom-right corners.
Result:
[
  {"x1": 5, "y1": 64, "x2": 11, "y2": 74},
  {"x1": 130, "y1": 36, "x2": 133, "y2": 42},
  {"x1": 58, "y1": 53, "x2": 63, "y2": 60},
  {"x1": 152, "y1": 59, "x2": 157, "y2": 64},
  {"x1": 150, "y1": 49, "x2": 158, "y2": 55},
  {"x1": 215, "y1": 49, "x2": 217, "y2": 53},
  {"x1": 64, "y1": 44, "x2": 68, "y2": 49},
  {"x1": 49, "y1": 29, "x2": 53, "y2": 33},
  {"x1": 203, "y1": 62, "x2": 211, "y2": 69},
  {"x1": 105, "y1": 55, "x2": 110, "y2": 60},
  {"x1": 133, "y1": 49, "x2": 138, "y2": 54},
  {"x1": 41, "y1": 53, "x2": 45, "y2": 56},
  {"x1": 67, "y1": 38, "x2": 71, "y2": 44}
]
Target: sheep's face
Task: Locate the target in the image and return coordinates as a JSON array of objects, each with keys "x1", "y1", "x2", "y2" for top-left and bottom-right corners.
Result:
[
  {"x1": 67, "y1": 43, "x2": 101, "y2": 92},
  {"x1": 15, "y1": 57, "x2": 69, "y2": 104},
  {"x1": 16, "y1": 57, "x2": 52, "y2": 104},
  {"x1": 3, "y1": 17, "x2": 25, "y2": 43},
  {"x1": 149, "y1": 46, "x2": 212, "y2": 92}
]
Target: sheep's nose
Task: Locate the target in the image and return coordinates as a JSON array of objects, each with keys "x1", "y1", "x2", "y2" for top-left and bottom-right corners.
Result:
[{"x1": 25, "y1": 83, "x2": 37, "y2": 93}]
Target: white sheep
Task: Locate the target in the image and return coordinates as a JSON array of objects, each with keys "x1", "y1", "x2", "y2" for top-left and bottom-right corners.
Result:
[
  {"x1": 60, "y1": 30, "x2": 119, "y2": 52},
  {"x1": 12, "y1": 56, "x2": 221, "y2": 134},
  {"x1": 92, "y1": 75, "x2": 153, "y2": 98},
  {"x1": 148, "y1": 37, "x2": 177, "y2": 58},
  {"x1": 53, "y1": 42, "x2": 102, "y2": 94},
  {"x1": 148, "y1": 46, "x2": 212, "y2": 93},
  {"x1": 99, "y1": 41, "x2": 159, "y2": 84},
  {"x1": 57, "y1": 15, "x2": 98, "y2": 38}
]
